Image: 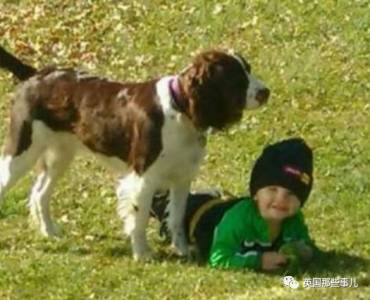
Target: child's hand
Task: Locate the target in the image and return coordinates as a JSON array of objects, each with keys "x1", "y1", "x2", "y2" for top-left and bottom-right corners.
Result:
[
  {"x1": 261, "y1": 251, "x2": 287, "y2": 271},
  {"x1": 279, "y1": 241, "x2": 313, "y2": 275},
  {"x1": 280, "y1": 241, "x2": 313, "y2": 262}
]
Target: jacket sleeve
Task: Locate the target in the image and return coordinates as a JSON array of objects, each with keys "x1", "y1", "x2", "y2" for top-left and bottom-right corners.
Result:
[{"x1": 208, "y1": 204, "x2": 262, "y2": 270}]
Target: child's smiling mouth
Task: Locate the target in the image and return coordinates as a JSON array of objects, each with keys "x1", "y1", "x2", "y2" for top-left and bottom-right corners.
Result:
[{"x1": 271, "y1": 205, "x2": 289, "y2": 212}]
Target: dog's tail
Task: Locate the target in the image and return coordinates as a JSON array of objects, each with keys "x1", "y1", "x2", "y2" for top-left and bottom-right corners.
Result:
[{"x1": 0, "y1": 46, "x2": 37, "y2": 81}]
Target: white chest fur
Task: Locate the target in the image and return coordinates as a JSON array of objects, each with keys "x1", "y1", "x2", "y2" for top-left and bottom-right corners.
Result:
[{"x1": 147, "y1": 77, "x2": 206, "y2": 187}]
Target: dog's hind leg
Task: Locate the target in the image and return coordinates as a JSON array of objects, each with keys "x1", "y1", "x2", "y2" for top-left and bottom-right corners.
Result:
[
  {"x1": 0, "y1": 130, "x2": 46, "y2": 205},
  {"x1": 0, "y1": 150, "x2": 41, "y2": 204},
  {"x1": 28, "y1": 144, "x2": 74, "y2": 237},
  {"x1": 0, "y1": 87, "x2": 46, "y2": 204}
]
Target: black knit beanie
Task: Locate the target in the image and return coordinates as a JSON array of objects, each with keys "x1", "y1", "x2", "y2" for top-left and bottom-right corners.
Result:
[{"x1": 249, "y1": 138, "x2": 313, "y2": 205}]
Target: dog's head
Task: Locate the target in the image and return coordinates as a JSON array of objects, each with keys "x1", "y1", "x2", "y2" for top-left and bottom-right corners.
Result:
[{"x1": 179, "y1": 50, "x2": 269, "y2": 130}]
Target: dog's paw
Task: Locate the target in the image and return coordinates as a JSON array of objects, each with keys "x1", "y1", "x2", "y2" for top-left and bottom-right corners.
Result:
[
  {"x1": 40, "y1": 222, "x2": 62, "y2": 238},
  {"x1": 133, "y1": 248, "x2": 154, "y2": 262},
  {"x1": 171, "y1": 236, "x2": 189, "y2": 257},
  {"x1": 131, "y1": 236, "x2": 153, "y2": 262},
  {"x1": 170, "y1": 244, "x2": 189, "y2": 257},
  {"x1": 29, "y1": 215, "x2": 62, "y2": 238}
]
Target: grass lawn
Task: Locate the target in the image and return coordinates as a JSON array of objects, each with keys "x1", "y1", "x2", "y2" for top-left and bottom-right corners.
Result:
[{"x1": 0, "y1": 0, "x2": 369, "y2": 299}]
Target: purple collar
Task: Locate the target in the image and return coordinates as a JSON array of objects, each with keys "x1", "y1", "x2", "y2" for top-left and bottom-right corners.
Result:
[{"x1": 169, "y1": 76, "x2": 187, "y2": 113}]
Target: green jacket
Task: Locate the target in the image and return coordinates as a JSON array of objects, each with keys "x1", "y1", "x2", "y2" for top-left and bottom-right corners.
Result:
[{"x1": 208, "y1": 197, "x2": 312, "y2": 270}]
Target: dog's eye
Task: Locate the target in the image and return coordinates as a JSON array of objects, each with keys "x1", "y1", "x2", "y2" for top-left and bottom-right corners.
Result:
[{"x1": 231, "y1": 77, "x2": 247, "y2": 90}]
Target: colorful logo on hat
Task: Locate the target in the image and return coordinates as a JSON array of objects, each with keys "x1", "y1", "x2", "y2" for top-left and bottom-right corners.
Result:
[{"x1": 283, "y1": 165, "x2": 310, "y2": 185}]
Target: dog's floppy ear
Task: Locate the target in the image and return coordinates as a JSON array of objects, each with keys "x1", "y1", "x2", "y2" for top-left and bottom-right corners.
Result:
[
  {"x1": 180, "y1": 51, "x2": 247, "y2": 130},
  {"x1": 181, "y1": 51, "x2": 226, "y2": 94}
]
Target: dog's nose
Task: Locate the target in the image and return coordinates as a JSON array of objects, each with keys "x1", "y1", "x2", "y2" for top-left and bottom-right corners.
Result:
[{"x1": 256, "y1": 88, "x2": 270, "y2": 104}]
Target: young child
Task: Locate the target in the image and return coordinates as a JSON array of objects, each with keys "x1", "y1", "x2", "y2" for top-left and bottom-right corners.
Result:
[{"x1": 151, "y1": 138, "x2": 315, "y2": 272}]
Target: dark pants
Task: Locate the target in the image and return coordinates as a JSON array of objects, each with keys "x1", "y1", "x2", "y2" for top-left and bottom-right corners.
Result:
[{"x1": 151, "y1": 190, "x2": 243, "y2": 262}]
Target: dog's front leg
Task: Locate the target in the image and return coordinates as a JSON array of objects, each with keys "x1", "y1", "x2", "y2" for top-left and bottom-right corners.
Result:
[
  {"x1": 117, "y1": 174, "x2": 155, "y2": 261},
  {"x1": 168, "y1": 182, "x2": 191, "y2": 256}
]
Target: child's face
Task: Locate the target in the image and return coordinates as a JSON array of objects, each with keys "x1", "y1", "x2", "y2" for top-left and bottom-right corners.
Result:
[{"x1": 254, "y1": 186, "x2": 301, "y2": 222}]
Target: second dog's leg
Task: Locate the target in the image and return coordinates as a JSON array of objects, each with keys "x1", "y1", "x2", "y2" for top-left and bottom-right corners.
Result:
[{"x1": 29, "y1": 146, "x2": 74, "y2": 237}]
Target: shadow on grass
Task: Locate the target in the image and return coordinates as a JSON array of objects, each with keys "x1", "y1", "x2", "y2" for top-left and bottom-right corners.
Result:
[
  {"x1": 306, "y1": 249, "x2": 370, "y2": 275},
  {"x1": 234, "y1": 248, "x2": 370, "y2": 287},
  {"x1": 105, "y1": 244, "x2": 370, "y2": 278},
  {"x1": 105, "y1": 246, "x2": 131, "y2": 258},
  {"x1": 28, "y1": 234, "x2": 132, "y2": 257},
  {"x1": 104, "y1": 246, "x2": 190, "y2": 264}
]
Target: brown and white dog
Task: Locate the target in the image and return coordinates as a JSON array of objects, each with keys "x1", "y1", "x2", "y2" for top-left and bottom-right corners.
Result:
[{"x1": 0, "y1": 46, "x2": 269, "y2": 260}]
